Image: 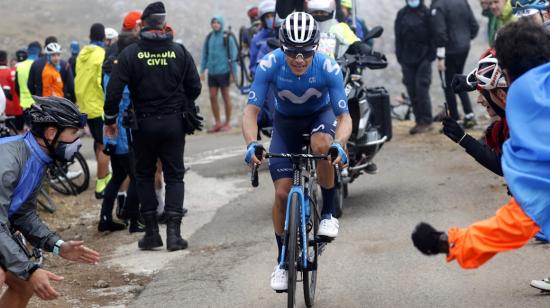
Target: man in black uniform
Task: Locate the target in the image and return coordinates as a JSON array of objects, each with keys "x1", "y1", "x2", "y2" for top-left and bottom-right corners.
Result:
[
  {"x1": 104, "y1": 1, "x2": 202, "y2": 252},
  {"x1": 431, "y1": 0, "x2": 479, "y2": 127}
]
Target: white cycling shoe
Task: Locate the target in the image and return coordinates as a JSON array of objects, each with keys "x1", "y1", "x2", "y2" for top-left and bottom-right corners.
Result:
[
  {"x1": 270, "y1": 265, "x2": 288, "y2": 291},
  {"x1": 318, "y1": 216, "x2": 339, "y2": 238},
  {"x1": 531, "y1": 277, "x2": 550, "y2": 292}
]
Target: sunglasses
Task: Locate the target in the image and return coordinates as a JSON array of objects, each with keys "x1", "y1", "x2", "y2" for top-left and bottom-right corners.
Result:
[{"x1": 282, "y1": 45, "x2": 317, "y2": 59}]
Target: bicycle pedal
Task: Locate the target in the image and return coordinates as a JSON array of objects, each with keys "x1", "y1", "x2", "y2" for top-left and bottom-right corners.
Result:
[{"x1": 315, "y1": 235, "x2": 334, "y2": 243}]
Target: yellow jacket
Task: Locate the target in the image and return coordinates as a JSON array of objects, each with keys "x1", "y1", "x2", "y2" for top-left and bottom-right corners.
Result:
[{"x1": 75, "y1": 45, "x2": 105, "y2": 119}]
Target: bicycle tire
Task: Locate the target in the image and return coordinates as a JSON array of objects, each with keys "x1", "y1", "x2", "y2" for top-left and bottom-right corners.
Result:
[
  {"x1": 287, "y1": 193, "x2": 299, "y2": 308},
  {"x1": 48, "y1": 152, "x2": 90, "y2": 195},
  {"x1": 37, "y1": 189, "x2": 56, "y2": 213},
  {"x1": 303, "y1": 178, "x2": 320, "y2": 307}
]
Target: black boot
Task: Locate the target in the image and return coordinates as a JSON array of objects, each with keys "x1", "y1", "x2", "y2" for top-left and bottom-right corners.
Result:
[
  {"x1": 165, "y1": 211, "x2": 188, "y2": 251},
  {"x1": 138, "y1": 211, "x2": 163, "y2": 250}
]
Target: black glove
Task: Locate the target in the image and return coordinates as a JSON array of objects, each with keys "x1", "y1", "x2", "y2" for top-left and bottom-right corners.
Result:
[
  {"x1": 442, "y1": 117, "x2": 467, "y2": 144},
  {"x1": 451, "y1": 74, "x2": 476, "y2": 94},
  {"x1": 411, "y1": 222, "x2": 449, "y2": 255},
  {"x1": 183, "y1": 105, "x2": 204, "y2": 135}
]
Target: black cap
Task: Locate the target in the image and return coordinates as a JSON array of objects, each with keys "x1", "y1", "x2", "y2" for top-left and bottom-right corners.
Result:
[
  {"x1": 90, "y1": 23, "x2": 106, "y2": 42},
  {"x1": 142, "y1": 2, "x2": 166, "y2": 21}
]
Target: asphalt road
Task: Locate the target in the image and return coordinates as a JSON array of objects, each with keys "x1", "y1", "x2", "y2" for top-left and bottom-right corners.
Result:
[{"x1": 112, "y1": 127, "x2": 550, "y2": 308}]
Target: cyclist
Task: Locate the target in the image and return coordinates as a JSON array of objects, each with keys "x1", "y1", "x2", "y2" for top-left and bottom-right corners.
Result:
[
  {"x1": 0, "y1": 96, "x2": 99, "y2": 306},
  {"x1": 242, "y1": 12, "x2": 352, "y2": 291},
  {"x1": 27, "y1": 38, "x2": 75, "y2": 102},
  {"x1": 41, "y1": 43, "x2": 69, "y2": 98},
  {"x1": 250, "y1": 0, "x2": 277, "y2": 77},
  {"x1": 443, "y1": 48, "x2": 509, "y2": 176},
  {"x1": 511, "y1": 0, "x2": 550, "y2": 27}
]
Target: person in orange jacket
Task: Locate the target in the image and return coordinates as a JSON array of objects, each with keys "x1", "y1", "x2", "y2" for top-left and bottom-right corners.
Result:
[{"x1": 411, "y1": 19, "x2": 550, "y2": 270}]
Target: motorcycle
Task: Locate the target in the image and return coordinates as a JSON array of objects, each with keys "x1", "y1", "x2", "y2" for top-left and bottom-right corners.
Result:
[{"x1": 333, "y1": 26, "x2": 392, "y2": 217}]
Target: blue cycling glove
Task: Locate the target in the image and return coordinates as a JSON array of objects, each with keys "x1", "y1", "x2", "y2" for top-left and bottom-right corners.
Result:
[
  {"x1": 245, "y1": 142, "x2": 264, "y2": 165},
  {"x1": 329, "y1": 142, "x2": 348, "y2": 165}
]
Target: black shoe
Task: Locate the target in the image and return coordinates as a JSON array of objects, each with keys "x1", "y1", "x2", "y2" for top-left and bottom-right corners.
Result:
[
  {"x1": 365, "y1": 163, "x2": 378, "y2": 175},
  {"x1": 165, "y1": 211, "x2": 188, "y2": 251},
  {"x1": 138, "y1": 211, "x2": 163, "y2": 250},
  {"x1": 129, "y1": 218, "x2": 145, "y2": 233},
  {"x1": 98, "y1": 218, "x2": 127, "y2": 232}
]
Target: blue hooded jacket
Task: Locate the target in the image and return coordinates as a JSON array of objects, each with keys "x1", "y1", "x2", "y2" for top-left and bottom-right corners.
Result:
[
  {"x1": 200, "y1": 16, "x2": 238, "y2": 76},
  {"x1": 250, "y1": 28, "x2": 275, "y2": 77},
  {"x1": 502, "y1": 62, "x2": 550, "y2": 236},
  {"x1": 103, "y1": 74, "x2": 130, "y2": 155}
]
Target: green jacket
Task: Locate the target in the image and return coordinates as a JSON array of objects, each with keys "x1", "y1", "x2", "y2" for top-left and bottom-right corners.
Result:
[{"x1": 483, "y1": 0, "x2": 516, "y2": 47}]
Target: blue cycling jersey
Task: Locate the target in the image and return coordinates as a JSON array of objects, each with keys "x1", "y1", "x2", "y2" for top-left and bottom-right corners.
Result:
[{"x1": 247, "y1": 49, "x2": 349, "y2": 117}]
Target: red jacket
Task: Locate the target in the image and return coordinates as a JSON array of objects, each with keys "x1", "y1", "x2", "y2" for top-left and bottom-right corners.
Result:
[{"x1": 0, "y1": 66, "x2": 22, "y2": 116}]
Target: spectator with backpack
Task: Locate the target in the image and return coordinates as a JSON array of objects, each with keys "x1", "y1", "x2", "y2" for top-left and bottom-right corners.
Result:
[{"x1": 200, "y1": 15, "x2": 238, "y2": 133}]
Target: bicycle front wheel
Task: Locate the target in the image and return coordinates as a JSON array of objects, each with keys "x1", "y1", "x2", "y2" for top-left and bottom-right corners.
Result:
[
  {"x1": 287, "y1": 193, "x2": 300, "y2": 308},
  {"x1": 37, "y1": 189, "x2": 56, "y2": 213}
]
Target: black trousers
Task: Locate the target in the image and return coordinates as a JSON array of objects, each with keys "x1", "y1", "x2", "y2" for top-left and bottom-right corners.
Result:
[
  {"x1": 100, "y1": 153, "x2": 140, "y2": 220},
  {"x1": 401, "y1": 59, "x2": 433, "y2": 125},
  {"x1": 444, "y1": 50, "x2": 474, "y2": 120},
  {"x1": 132, "y1": 113, "x2": 186, "y2": 216}
]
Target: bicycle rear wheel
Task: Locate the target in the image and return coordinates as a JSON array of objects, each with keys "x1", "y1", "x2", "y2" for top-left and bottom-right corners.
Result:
[
  {"x1": 48, "y1": 152, "x2": 90, "y2": 195},
  {"x1": 304, "y1": 179, "x2": 320, "y2": 307},
  {"x1": 287, "y1": 193, "x2": 300, "y2": 308}
]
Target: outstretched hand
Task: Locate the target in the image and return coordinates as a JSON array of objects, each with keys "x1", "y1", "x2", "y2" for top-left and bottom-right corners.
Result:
[
  {"x1": 30, "y1": 268, "x2": 64, "y2": 300},
  {"x1": 59, "y1": 241, "x2": 100, "y2": 265}
]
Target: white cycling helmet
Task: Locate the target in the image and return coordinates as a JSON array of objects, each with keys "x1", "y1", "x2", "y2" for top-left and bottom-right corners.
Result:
[
  {"x1": 474, "y1": 48, "x2": 508, "y2": 90},
  {"x1": 44, "y1": 42, "x2": 62, "y2": 54},
  {"x1": 306, "y1": 0, "x2": 336, "y2": 14},
  {"x1": 279, "y1": 12, "x2": 320, "y2": 48},
  {"x1": 105, "y1": 27, "x2": 119, "y2": 40},
  {"x1": 259, "y1": 0, "x2": 276, "y2": 18}
]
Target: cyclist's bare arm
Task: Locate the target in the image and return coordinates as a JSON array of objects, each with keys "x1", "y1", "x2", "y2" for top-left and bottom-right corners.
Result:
[
  {"x1": 242, "y1": 105, "x2": 262, "y2": 165},
  {"x1": 334, "y1": 113, "x2": 352, "y2": 145}
]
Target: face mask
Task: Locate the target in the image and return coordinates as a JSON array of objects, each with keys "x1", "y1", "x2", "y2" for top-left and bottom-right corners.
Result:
[
  {"x1": 52, "y1": 138, "x2": 82, "y2": 162},
  {"x1": 265, "y1": 17, "x2": 274, "y2": 29},
  {"x1": 407, "y1": 0, "x2": 420, "y2": 8}
]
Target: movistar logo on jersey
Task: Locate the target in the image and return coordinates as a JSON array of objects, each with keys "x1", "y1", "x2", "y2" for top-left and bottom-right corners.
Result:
[
  {"x1": 138, "y1": 51, "x2": 177, "y2": 66},
  {"x1": 259, "y1": 53, "x2": 277, "y2": 71},
  {"x1": 278, "y1": 88, "x2": 323, "y2": 104},
  {"x1": 323, "y1": 59, "x2": 341, "y2": 75}
]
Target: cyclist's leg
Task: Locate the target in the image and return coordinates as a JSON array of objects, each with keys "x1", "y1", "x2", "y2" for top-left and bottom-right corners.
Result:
[
  {"x1": 0, "y1": 267, "x2": 4, "y2": 286},
  {"x1": 310, "y1": 108, "x2": 338, "y2": 221},
  {"x1": 100, "y1": 154, "x2": 128, "y2": 220},
  {"x1": 0, "y1": 272, "x2": 34, "y2": 308}
]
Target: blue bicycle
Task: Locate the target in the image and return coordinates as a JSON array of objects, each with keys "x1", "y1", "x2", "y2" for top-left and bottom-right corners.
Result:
[{"x1": 252, "y1": 134, "x2": 332, "y2": 308}]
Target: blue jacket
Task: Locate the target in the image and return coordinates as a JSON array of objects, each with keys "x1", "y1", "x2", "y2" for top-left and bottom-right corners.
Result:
[
  {"x1": 200, "y1": 16, "x2": 238, "y2": 76},
  {"x1": 250, "y1": 28, "x2": 276, "y2": 77},
  {"x1": 502, "y1": 62, "x2": 550, "y2": 236},
  {"x1": 103, "y1": 74, "x2": 130, "y2": 155}
]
